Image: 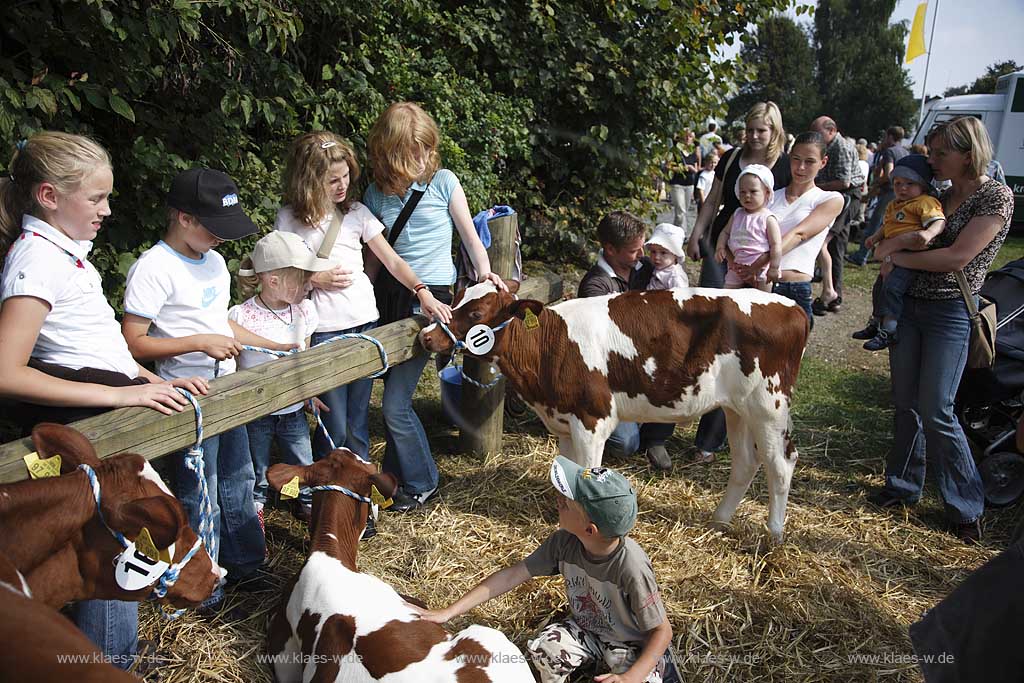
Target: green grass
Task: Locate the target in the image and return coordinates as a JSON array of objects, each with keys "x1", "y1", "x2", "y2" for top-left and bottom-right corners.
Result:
[{"x1": 843, "y1": 234, "x2": 1024, "y2": 294}]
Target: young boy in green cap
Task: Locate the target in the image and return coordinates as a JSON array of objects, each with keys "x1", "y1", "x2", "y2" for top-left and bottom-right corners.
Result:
[{"x1": 419, "y1": 456, "x2": 676, "y2": 683}]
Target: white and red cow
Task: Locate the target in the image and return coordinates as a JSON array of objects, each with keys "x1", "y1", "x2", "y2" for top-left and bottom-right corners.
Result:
[
  {"x1": 419, "y1": 282, "x2": 809, "y2": 541},
  {"x1": 0, "y1": 423, "x2": 223, "y2": 609},
  {"x1": 265, "y1": 449, "x2": 533, "y2": 682}
]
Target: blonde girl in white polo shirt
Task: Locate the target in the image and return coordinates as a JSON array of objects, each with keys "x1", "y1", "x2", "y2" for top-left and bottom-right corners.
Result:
[
  {"x1": 0, "y1": 132, "x2": 208, "y2": 671},
  {"x1": 0, "y1": 133, "x2": 208, "y2": 424}
]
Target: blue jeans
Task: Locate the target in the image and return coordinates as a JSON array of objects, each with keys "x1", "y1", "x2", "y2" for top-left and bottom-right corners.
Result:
[
  {"x1": 772, "y1": 281, "x2": 814, "y2": 330},
  {"x1": 605, "y1": 422, "x2": 675, "y2": 457},
  {"x1": 246, "y1": 410, "x2": 313, "y2": 506},
  {"x1": 311, "y1": 322, "x2": 377, "y2": 460},
  {"x1": 694, "y1": 236, "x2": 729, "y2": 452},
  {"x1": 883, "y1": 296, "x2": 985, "y2": 523},
  {"x1": 169, "y1": 425, "x2": 265, "y2": 603},
  {"x1": 381, "y1": 350, "x2": 438, "y2": 495},
  {"x1": 70, "y1": 600, "x2": 138, "y2": 670},
  {"x1": 878, "y1": 266, "x2": 916, "y2": 323}
]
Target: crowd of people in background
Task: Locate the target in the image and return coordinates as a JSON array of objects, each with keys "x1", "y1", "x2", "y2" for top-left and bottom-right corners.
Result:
[{"x1": 658, "y1": 107, "x2": 1013, "y2": 547}]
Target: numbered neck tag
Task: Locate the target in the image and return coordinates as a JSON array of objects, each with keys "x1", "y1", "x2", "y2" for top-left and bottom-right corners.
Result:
[
  {"x1": 23, "y1": 452, "x2": 62, "y2": 479},
  {"x1": 280, "y1": 475, "x2": 301, "y2": 500},
  {"x1": 114, "y1": 534, "x2": 174, "y2": 591},
  {"x1": 465, "y1": 324, "x2": 496, "y2": 355},
  {"x1": 524, "y1": 309, "x2": 540, "y2": 330}
]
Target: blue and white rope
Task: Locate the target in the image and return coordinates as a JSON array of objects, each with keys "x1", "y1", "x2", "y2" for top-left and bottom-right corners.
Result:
[
  {"x1": 78, "y1": 463, "x2": 204, "y2": 616},
  {"x1": 309, "y1": 484, "x2": 372, "y2": 505},
  {"x1": 175, "y1": 389, "x2": 216, "y2": 561},
  {"x1": 432, "y1": 318, "x2": 511, "y2": 390}
]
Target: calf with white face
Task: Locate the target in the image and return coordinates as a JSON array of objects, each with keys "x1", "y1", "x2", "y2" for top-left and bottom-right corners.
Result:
[
  {"x1": 266, "y1": 448, "x2": 533, "y2": 682},
  {"x1": 420, "y1": 281, "x2": 809, "y2": 541}
]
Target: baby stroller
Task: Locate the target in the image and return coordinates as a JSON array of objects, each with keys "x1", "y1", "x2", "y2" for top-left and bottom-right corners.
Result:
[{"x1": 957, "y1": 258, "x2": 1024, "y2": 506}]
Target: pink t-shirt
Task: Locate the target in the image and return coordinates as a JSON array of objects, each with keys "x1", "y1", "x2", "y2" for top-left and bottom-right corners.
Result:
[{"x1": 728, "y1": 208, "x2": 773, "y2": 266}]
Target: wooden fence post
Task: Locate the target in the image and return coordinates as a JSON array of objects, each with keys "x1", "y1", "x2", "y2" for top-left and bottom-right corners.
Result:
[{"x1": 458, "y1": 212, "x2": 518, "y2": 456}]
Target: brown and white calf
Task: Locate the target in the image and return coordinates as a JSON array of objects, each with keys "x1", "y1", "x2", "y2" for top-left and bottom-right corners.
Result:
[
  {"x1": 420, "y1": 282, "x2": 809, "y2": 541},
  {"x1": 265, "y1": 449, "x2": 533, "y2": 682},
  {"x1": 0, "y1": 553, "x2": 138, "y2": 682},
  {"x1": 0, "y1": 423, "x2": 223, "y2": 609}
]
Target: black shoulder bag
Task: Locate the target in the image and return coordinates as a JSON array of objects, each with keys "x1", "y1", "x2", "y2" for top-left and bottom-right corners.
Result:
[{"x1": 373, "y1": 186, "x2": 427, "y2": 325}]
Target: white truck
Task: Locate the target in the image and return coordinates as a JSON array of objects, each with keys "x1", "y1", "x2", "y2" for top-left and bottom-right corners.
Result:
[{"x1": 913, "y1": 70, "x2": 1024, "y2": 225}]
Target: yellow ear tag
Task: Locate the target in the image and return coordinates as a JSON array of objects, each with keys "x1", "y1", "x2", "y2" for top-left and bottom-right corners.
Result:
[
  {"x1": 23, "y1": 452, "x2": 62, "y2": 479},
  {"x1": 280, "y1": 475, "x2": 301, "y2": 500},
  {"x1": 135, "y1": 527, "x2": 161, "y2": 563},
  {"x1": 524, "y1": 309, "x2": 540, "y2": 330},
  {"x1": 371, "y1": 485, "x2": 394, "y2": 510}
]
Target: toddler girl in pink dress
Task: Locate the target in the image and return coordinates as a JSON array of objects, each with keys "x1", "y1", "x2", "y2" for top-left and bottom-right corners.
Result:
[{"x1": 714, "y1": 164, "x2": 782, "y2": 291}]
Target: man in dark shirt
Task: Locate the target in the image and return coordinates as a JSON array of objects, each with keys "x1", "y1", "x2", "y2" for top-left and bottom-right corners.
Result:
[{"x1": 577, "y1": 212, "x2": 673, "y2": 470}]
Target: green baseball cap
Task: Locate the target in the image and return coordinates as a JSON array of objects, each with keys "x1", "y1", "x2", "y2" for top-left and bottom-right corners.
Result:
[{"x1": 550, "y1": 456, "x2": 638, "y2": 537}]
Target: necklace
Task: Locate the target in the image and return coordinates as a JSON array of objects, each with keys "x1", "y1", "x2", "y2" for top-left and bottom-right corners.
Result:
[{"x1": 257, "y1": 294, "x2": 294, "y2": 327}]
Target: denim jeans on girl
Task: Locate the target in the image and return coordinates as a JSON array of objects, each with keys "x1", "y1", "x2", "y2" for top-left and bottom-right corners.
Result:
[
  {"x1": 70, "y1": 600, "x2": 138, "y2": 670},
  {"x1": 169, "y1": 425, "x2": 265, "y2": 605},
  {"x1": 772, "y1": 281, "x2": 814, "y2": 328},
  {"x1": 246, "y1": 410, "x2": 313, "y2": 506},
  {"x1": 311, "y1": 322, "x2": 377, "y2": 460},
  {"x1": 883, "y1": 295, "x2": 985, "y2": 523}
]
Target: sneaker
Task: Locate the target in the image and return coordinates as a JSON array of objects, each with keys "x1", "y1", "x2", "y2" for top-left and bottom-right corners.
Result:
[
  {"x1": 225, "y1": 564, "x2": 274, "y2": 593},
  {"x1": 644, "y1": 445, "x2": 672, "y2": 472},
  {"x1": 690, "y1": 450, "x2": 715, "y2": 464},
  {"x1": 845, "y1": 253, "x2": 868, "y2": 267},
  {"x1": 955, "y1": 519, "x2": 982, "y2": 545},
  {"x1": 851, "y1": 321, "x2": 879, "y2": 340},
  {"x1": 866, "y1": 488, "x2": 913, "y2": 509},
  {"x1": 388, "y1": 486, "x2": 439, "y2": 513},
  {"x1": 361, "y1": 514, "x2": 377, "y2": 540},
  {"x1": 291, "y1": 501, "x2": 312, "y2": 524},
  {"x1": 863, "y1": 329, "x2": 894, "y2": 351},
  {"x1": 196, "y1": 599, "x2": 251, "y2": 622}
]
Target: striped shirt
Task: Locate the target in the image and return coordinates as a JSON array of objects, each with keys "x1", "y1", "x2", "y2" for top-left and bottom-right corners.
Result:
[{"x1": 363, "y1": 168, "x2": 460, "y2": 286}]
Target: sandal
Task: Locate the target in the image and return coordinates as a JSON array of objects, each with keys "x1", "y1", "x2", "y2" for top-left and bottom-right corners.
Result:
[{"x1": 811, "y1": 297, "x2": 829, "y2": 316}]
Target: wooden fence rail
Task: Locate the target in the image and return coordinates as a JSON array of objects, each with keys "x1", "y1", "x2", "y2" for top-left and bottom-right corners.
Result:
[{"x1": 0, "y1": 270, "x2": 563, "y2": 484}]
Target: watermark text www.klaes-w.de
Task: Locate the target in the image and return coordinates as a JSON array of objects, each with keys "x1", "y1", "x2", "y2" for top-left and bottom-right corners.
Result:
[{"x1": 848, "y1": 652, "x2": 955, "y2": 666}]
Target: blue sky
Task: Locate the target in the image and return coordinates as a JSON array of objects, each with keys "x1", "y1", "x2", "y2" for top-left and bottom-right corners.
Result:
[{"x1": 719, "y1": 0, "x2": 1023, "y2": 99}]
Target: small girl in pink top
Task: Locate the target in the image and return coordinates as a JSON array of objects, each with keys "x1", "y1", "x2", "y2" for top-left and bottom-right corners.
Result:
[{"x1": 714, "y1": 164, "x2": 782, "y2": 291}]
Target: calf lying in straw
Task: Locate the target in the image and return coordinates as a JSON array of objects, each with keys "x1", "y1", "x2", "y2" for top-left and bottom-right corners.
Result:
[
  {"x1": 0, "y1": 423, "x2": 223, "y2": 609},
  {"x1": 266, "y1": 448, "x2": 533, "y2": 682},
  {"x1": 0, "y1": 553, "x2": 137, "y2": 682}
]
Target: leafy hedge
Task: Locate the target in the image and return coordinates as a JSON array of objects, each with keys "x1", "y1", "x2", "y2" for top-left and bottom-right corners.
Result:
[{"x1": 0, "y1": 0, "x2": 789, "y2": 307}]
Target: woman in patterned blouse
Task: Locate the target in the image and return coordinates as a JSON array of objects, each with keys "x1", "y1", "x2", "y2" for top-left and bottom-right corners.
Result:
[{"x1": 865, "y1": 116, "x2": 1014, "y2": 544}]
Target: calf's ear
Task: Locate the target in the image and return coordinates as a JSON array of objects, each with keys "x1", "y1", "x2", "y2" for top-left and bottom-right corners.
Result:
[
  {"x1": 267, "y1": 463, "x2": 308, "y2": 492},
  {"x1": 505, "y1": 279, "x2": 521, "y2": 295},
  {"x1": 370, "y1": 472, "x2": 399, "y2": 499},
  {"x1": 109, "y1": 495, "x2": 182, "y2": 549},
  {"x1": 508, "y1": 299, "x2": 544, "y2": 319},
  {"x1": 31, "y1": 423, "x2": 101, "y2": 472}
]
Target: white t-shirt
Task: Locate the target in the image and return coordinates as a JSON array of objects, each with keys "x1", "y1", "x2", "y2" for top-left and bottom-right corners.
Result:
[
  {"x1": 124, "y1": 241, "x2": 236, "y2": 380},
  {"x1": 228, "y1": 297, "x2": 318, "y2": 414},
  {"x1": 769, "y1": 186, "x2": 843, "y2": 276},
  {"x1": 275, "y1": 202, "x2": 384, "y2": 332},
  {"x1": 1, "y1": 215, "x2": 139, "y2": 378},
  {"x1": 696, "y1": 170, "x2": 715, "y2": 198},
  {"x1": 857, "y1": 160, "x2": 870, "y2": 189}
]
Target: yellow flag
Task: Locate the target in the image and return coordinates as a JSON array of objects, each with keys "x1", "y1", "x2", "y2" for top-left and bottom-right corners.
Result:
[{"x1": 906, "y1": 2, "x2": 928, "y2": 63}]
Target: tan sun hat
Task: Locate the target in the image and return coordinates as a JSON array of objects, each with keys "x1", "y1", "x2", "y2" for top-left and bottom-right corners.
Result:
[{"x1": 245, "y1": 231, "x2": 334, "y2": 274}]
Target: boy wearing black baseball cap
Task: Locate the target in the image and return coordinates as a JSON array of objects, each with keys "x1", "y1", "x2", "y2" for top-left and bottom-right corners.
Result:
[
  {"x1": 121, "y1": 168, "x2": 291, "y2": 613},
  {"x1": 419, "y1": 456, "x2": 676, "y2": 682},
  {"x1": 853, "y1": 154, "x2": 947, "y2": 351}
]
